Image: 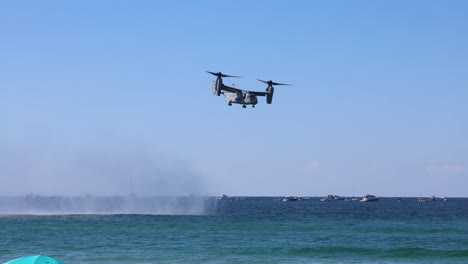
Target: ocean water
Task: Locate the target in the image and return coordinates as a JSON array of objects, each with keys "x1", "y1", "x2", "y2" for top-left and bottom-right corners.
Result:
[{"x1": 1, "y1": 197, "x2": 467, "y2": 263}]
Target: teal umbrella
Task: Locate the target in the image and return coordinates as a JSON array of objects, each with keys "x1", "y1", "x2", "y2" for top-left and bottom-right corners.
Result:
[{"x1": 4, "y1": 255, "x2": 64, "y2": 264}]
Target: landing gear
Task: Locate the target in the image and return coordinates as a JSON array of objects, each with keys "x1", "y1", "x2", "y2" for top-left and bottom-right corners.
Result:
[
  {"x1": 228, "y1": 102, "x2": 232, "y2": 106},
  {"x1": 242, "y1": 105, "x2": 246, "y2": 108},
  {"x1": 252, "y1": 105, "x2": 255, "y2": 108}
]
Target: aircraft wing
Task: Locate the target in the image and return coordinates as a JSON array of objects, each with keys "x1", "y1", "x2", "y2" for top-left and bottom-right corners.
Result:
[
  {"x1": 221, "y1": 85, "x2": 241, "y2": 93},
  {"x1": 222, "y1": 85, "x2": 268, "y2": 97},
  {"x1": 246, "y1": 90, "x2": 268, "y2": 97}
]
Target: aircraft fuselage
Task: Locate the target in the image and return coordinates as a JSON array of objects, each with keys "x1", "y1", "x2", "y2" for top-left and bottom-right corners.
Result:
[{"x1": 223, "y1": 91, "x2": 258, "y2": 107}]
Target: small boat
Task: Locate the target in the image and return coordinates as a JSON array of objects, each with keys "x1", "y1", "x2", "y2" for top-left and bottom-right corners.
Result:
[
  {"x1": 360, "y1": 194, "x2": 379, "y2": 202},
  {"x1": 282, "y1": 196, "x2": 299, "y2": 202},
  {"x1": 442, "y1": 196, "x2": 448, "y2": 202},
  {"x1": 217, "y1": 194, "x2": 228, "y2": 200},
  {"x1": 418, "y1": 197, "x2": 426, "y2": 203},
  {"x1": 320, "y1": 194, "x2": 345, "y2": 202},
  {"x1": 350, "y1": 184, "x2": 359, "y2": 201},
  {"x1": 428, "y1": 195, "x2": 437, "y2": 202}
]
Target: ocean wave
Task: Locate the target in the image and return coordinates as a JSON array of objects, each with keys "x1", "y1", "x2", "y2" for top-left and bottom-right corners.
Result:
[{"x1": 0, "y1": 195, "x2": 216, "y2": 215}]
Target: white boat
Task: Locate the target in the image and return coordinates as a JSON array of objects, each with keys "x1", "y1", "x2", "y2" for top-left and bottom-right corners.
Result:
[
  {"x1": 282, "y1": 196, "x2": 299, "y2": 202},
  {"x1": 320, "y1": 194, "x2": 344, "y2": 202},
  {"x1": 349, "y1": 184, "x2": 359, "y2": 201},
  {"x1": 217, "y1": 194, "x2": 228, "y2": 200},
  {"x1": 360, "y1": 194, "x2": 379, "y2": 202}
]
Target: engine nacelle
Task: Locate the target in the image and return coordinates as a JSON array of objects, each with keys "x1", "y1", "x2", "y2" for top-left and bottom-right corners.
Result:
[
  {"x1": 211, "y1": 78, "x2": 223, "y2": 96},
  {"x1": 216, "y1": 84, "x2": 222, "y2": 96},
  {"x1": 266, "y1": 87, "x2": 274, "y2": 104}
]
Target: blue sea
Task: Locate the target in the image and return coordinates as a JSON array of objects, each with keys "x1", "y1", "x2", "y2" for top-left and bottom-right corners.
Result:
[{"x1": 1, "y1": 196, "x2": 467, "y2": 263}]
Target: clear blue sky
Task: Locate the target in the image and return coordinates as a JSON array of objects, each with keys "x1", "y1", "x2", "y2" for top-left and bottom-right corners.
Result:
[{"x1": 1, "y1": 1, "x2": 467, "y2": 197}]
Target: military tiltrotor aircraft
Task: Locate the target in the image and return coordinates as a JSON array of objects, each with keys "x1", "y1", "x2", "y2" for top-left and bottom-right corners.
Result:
[{"x1": 206, "y1": 71, "x2": 291, "y2": 108}]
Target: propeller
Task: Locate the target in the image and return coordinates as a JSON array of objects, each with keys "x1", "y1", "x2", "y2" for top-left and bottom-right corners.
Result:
[
  {"x1": 206, "y1": 71, "x2": 242, "y2": 78},
  {"x1": 257, "y1": 79, "x2": 292, "y2": 86}
]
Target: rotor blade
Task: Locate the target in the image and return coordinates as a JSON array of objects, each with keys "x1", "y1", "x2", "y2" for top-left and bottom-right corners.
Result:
[
  {"x1": 206, "y1": 71, "x2": 218, "y2": 76},
  {"x1": 257, "y1": 79, "x2": 292, "y2": 86},
  {"x1": 206, "y1": 71, "x2": 242, "y2": 78},
  {"x1": 221, "y1": 73, "x2": 242, "y2": 78},
  {"x1": 271, "y1": 82, "x2": 292, "y2": 86}
]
